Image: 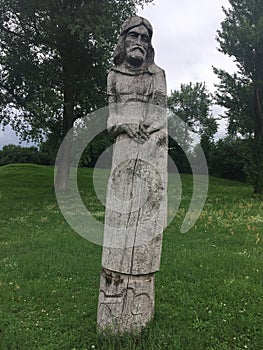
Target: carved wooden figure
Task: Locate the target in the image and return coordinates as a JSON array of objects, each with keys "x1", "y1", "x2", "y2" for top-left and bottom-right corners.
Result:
[{"x1": 97, "y1": 16, "x2": 167, "y2": 333}]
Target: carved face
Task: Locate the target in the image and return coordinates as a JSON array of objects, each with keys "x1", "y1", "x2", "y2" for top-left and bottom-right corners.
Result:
[{"x1": 125, "y1": 25, "x2": 150, "y2": 67}]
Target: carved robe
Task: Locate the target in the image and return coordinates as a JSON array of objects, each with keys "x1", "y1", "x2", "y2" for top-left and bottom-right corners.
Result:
[{"x1": 102, "y1": 63, "x2": 167, "y2": 275}]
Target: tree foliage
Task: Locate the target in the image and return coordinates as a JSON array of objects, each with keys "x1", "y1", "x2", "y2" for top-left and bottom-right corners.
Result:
[
  {"x1": 78, "y1": 130, "x2": 114, "y2": 168},
  {"x1": 0, "y1": 144, "x2": 42, "y2": 165},
  {"x1": 208, "y1": 137, "x2": 247, "y2": 182},
  {"x1": 168, "y1": 82, "x2": 217, "y2": 141},
  {"x1": 167, "y1": 82, "x2": 217, "y2": 172},
  {"x1": 214, "y1": 0, "x2": 263, "y2": 194},
  {"x1": 0, "y1": 0, "x2": 153, "y2": 141},
  {"x1": 0, "y1": 0, "x2": 153, "y2": 190}
]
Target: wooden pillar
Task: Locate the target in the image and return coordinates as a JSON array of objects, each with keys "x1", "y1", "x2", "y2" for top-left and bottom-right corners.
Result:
[{"x1": 97, "y1": 15, "x2": 167, "y2": 333}]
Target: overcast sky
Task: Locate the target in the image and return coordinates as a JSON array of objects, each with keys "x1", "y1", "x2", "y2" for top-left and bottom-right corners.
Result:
[
  {"x1": 138, "y1": 0, "x2": 236, "y2": 92},
  {"x1": 138, "y1": 0, "x2": 237, "y2": 139},
  {"x1": 0, "y1": 0, "x2": 237, "y2": 149}
]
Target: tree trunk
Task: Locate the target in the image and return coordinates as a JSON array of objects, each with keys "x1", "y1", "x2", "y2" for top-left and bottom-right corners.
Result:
[
  {"x1": 252, "y1": 85, "x2": 263, "y2": 195},
  {"x1": 55, "y1": 58, "x2": 75, "y2": 192},
  {"x1": 252, "y1": 40, "x2": 263, "y2": 195}
]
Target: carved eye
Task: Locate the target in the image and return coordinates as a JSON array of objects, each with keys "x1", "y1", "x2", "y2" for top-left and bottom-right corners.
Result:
[
  {"x1": 128, "y1": 32, "x2": 138, "y2": 38},
  {"x1": 142, "y1": 35, "x2": 150, "y2": 43}
]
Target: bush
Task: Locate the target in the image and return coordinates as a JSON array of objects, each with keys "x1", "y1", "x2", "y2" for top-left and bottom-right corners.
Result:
[
  {"x1": 208, "y1": 137, "x2": 247, "y2": 181},
  {"x1": 0, "y1": 145, "x2": 41, "y2": 165}
]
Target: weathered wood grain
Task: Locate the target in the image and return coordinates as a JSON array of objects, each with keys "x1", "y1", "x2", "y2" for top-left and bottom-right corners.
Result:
[
  {"x1": 97, "y1": 16, "x2": 167, "y2": 333},
  {"x1": 97, "y1": 268, "x2": 155, "y2": 332}
]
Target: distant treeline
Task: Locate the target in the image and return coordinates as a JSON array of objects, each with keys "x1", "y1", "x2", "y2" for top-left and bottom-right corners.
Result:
[{"x1": 0, "y1": 135, "x2": 246, "y2": 182}]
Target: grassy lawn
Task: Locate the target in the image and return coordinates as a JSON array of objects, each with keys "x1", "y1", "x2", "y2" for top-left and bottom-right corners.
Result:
[{"x1": 0, "y1": 164, "x2": 262, "y2": 350}]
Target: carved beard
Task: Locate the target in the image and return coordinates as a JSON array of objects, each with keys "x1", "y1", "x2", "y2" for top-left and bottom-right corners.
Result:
[{"x1": 126, "y1": 46, "x2": 147, "y2": 67}]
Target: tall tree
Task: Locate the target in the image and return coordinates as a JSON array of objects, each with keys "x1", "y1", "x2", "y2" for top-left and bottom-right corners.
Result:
[
  {"x1": 168, "y1": 82, "x2": 217, "y2": 140},
  {"x1": 0, "y1": 0, "x2": 153, "y2": 190},
  {"x1": 214, "y1": 0, "x2": 263, "y2": 194},
  {"x1": 167, "y1": 82, "x2": 217, "y2": 168}
]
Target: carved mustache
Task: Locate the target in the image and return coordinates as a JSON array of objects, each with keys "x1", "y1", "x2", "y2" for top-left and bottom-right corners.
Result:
[{"x1": 129, "y1": 45, "x2": 146, "y2": 55}]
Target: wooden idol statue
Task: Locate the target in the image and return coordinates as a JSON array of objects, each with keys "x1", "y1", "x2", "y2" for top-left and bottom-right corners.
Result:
[{"x1": 97, "y1": 16, "x2": 167, "y2": 332}]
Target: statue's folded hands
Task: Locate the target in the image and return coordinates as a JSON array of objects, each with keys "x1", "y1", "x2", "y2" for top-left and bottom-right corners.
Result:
[{"x1": 110, "y1": 122, "x2": 149, "y2": 143}]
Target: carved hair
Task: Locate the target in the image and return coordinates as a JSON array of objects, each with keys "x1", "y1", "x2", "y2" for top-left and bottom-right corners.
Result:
[{"x1": 113, "y1": 16, "x2": 155, "y2": 66}]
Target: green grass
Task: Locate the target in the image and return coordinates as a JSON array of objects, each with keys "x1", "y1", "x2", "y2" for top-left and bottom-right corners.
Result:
[{"x1": 0, "y1": 164, "x2": 262, "y2": 350}]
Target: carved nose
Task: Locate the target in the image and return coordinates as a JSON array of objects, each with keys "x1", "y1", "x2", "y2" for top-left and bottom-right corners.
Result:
[{"x1": 136, "y1": 35, "x2": 142, "y2": 44}]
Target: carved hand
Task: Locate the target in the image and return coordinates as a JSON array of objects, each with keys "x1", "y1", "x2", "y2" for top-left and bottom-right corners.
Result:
[
  {"x1": 120, "y1": 123, "x2": 149, "y2": 143},
  {"x1": 143, "y1": 121, "x2": 166, "y2": 135}
]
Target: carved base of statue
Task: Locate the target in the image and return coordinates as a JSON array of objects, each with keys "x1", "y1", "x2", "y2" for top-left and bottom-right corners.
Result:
[{"x1": 97, "y1": 268, "x2": 155, "y2": 333}]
